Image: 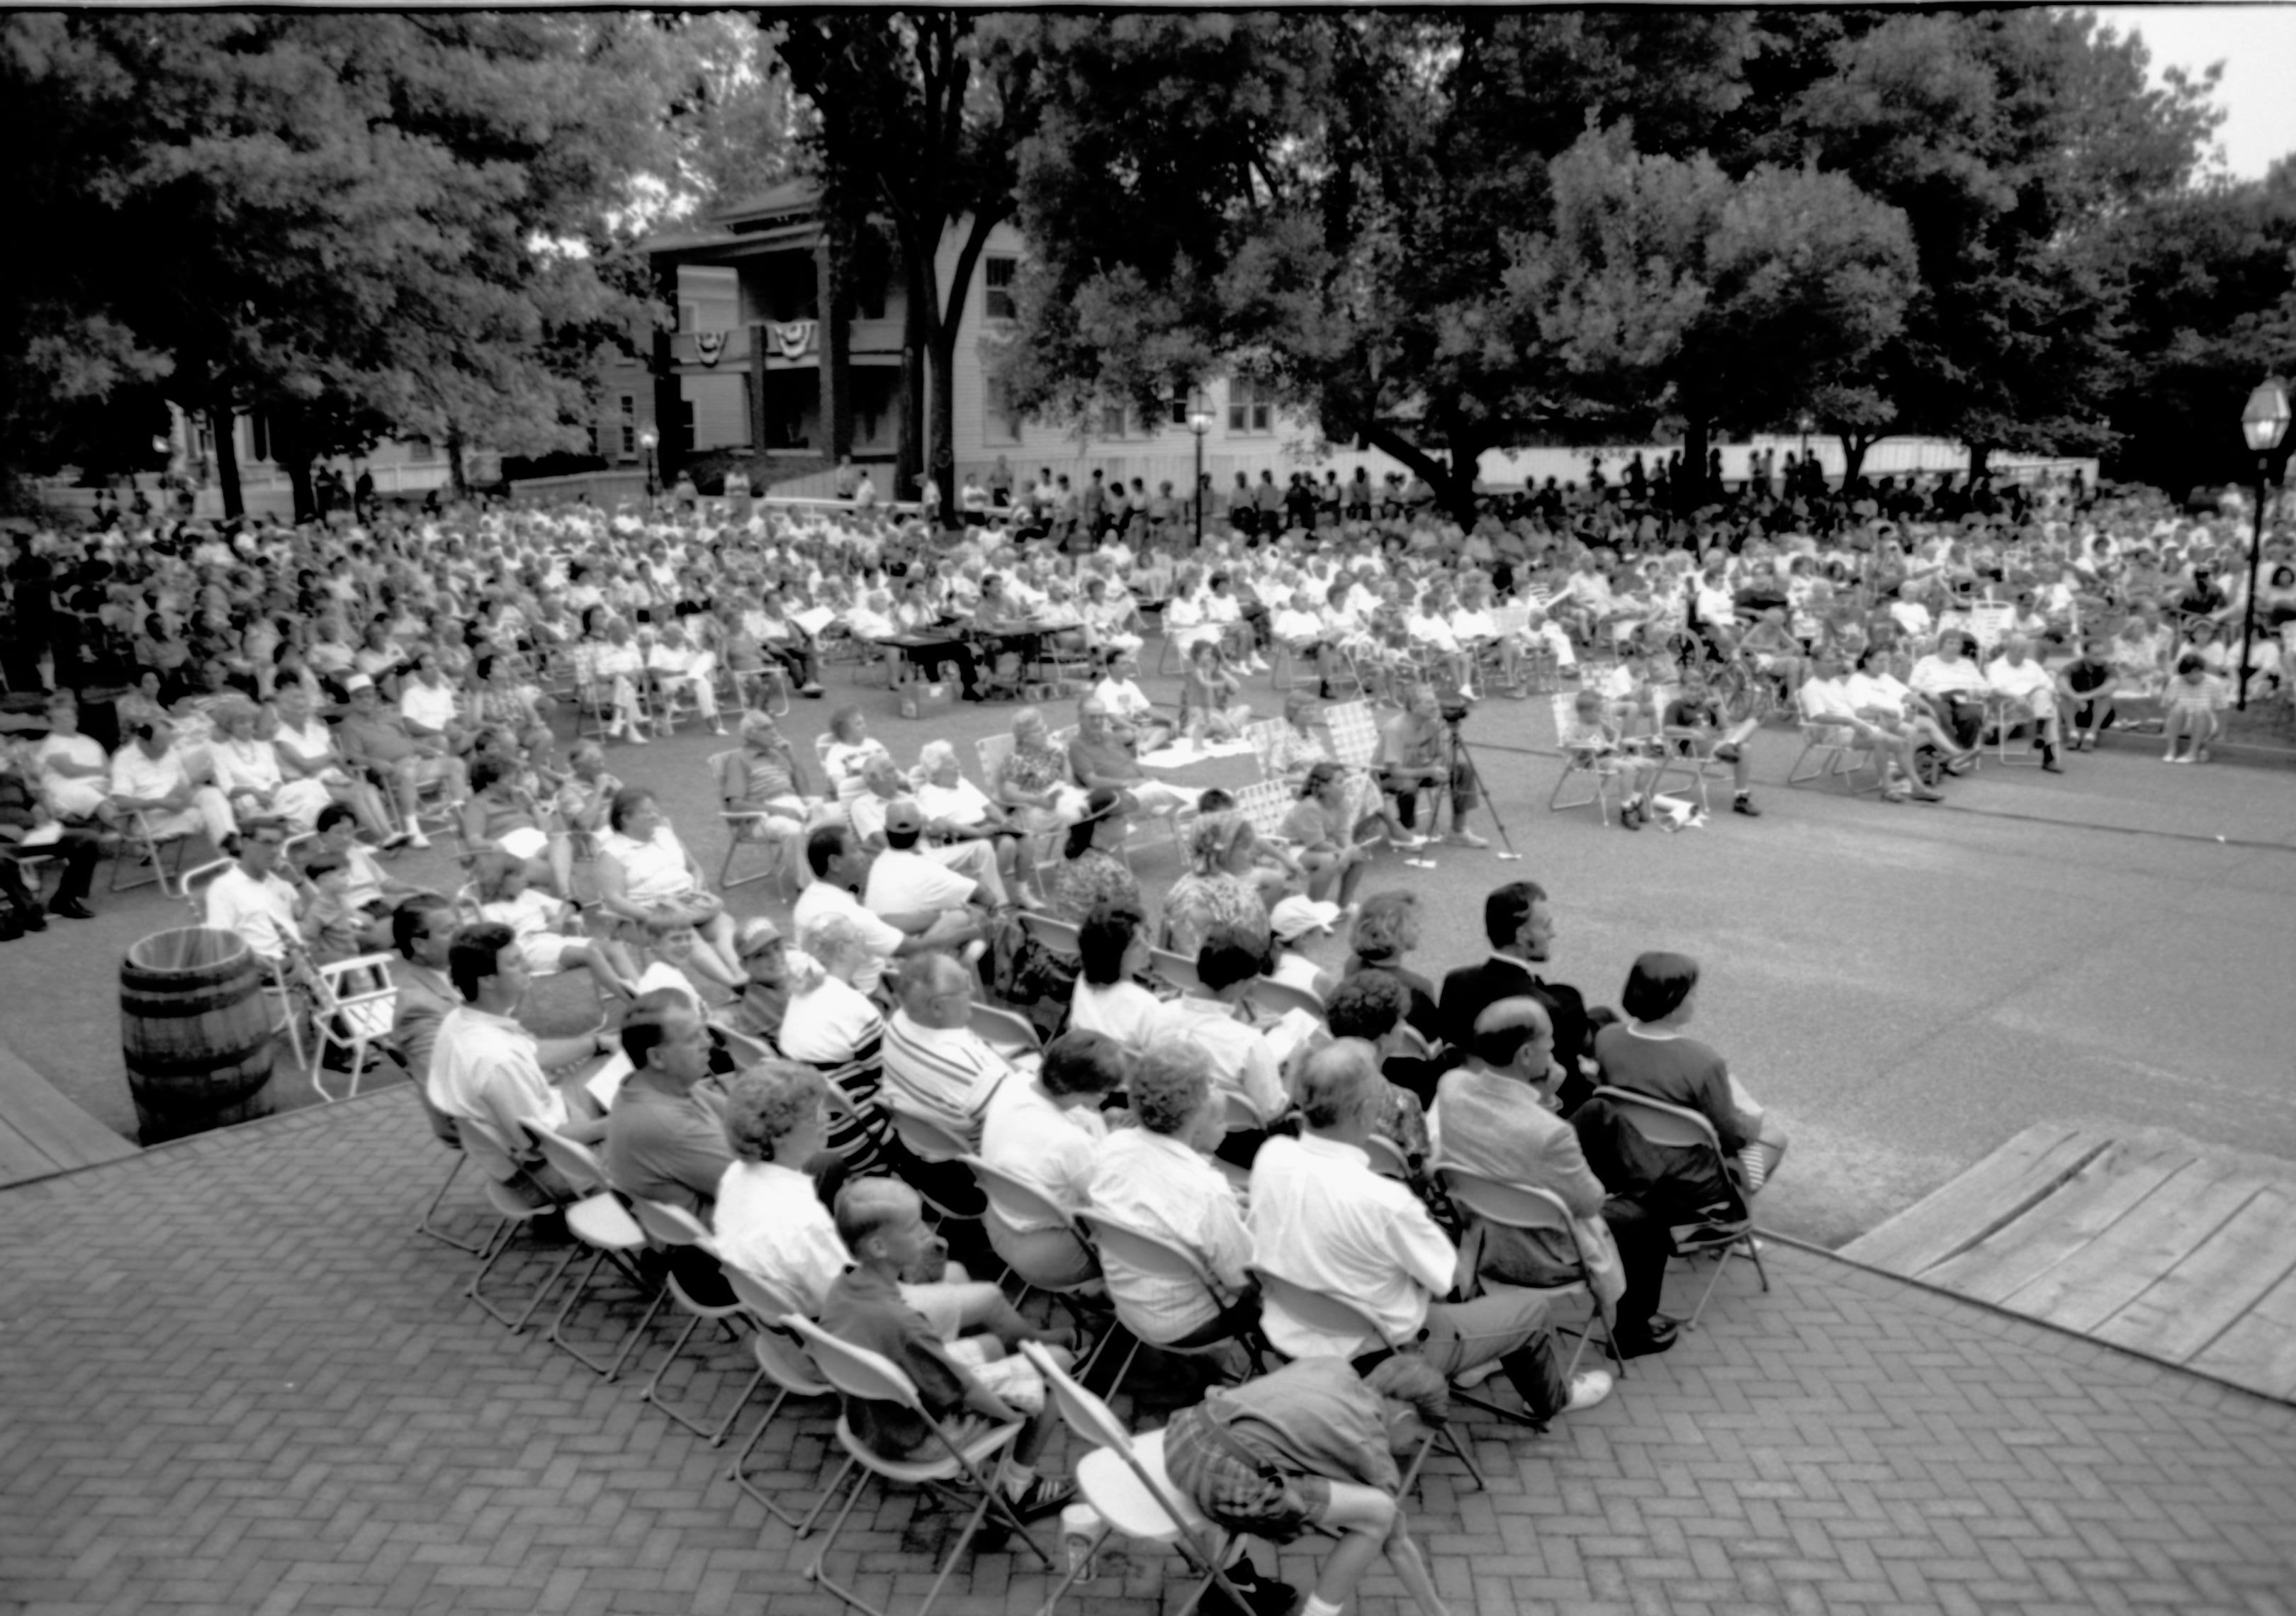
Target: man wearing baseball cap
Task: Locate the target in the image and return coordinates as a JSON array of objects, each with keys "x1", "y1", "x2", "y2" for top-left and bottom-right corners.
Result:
[{"x1": 862, "y1": 797, "x2": 1006, "y2": 921}]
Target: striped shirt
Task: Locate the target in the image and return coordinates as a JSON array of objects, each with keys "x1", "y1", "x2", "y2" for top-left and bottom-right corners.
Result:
[{"x1": 881, "y1": 1011, "x2": 1017, "y2": 1140}]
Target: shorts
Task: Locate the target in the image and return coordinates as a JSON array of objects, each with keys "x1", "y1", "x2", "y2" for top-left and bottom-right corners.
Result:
[
  {"x1": 517, "y1": 932, "x2": 578, "y2": 972},
  {"x1": 1163, "y1": 1404, "x2": 1331, "y2": 1541},
  {"x1": 497, "y1": 826, "x2": 551, "y2": 861}
]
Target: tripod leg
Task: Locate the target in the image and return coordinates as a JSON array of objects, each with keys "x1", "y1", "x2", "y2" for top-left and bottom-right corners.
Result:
[{"x1": 1451, "y1": 735, "x2": 1524, "y2": 860}]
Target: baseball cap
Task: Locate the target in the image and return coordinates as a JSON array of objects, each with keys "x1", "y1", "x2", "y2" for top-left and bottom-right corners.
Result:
[
  {"x1": 883, "y1": 799, "x2": 925, "y2": 836},
  {"x1": 733, "y1": 916, "x2": 784, "y2": 959},
  {"x1": 1268, "y1": 895, "x2": 1342, "y2": 943},
  {"x1": 343, "y1": 673, "x2": 375, "y2": 693}
]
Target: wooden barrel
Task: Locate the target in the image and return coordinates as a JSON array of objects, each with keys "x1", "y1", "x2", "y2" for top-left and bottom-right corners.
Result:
[{"x1": 120, "y1": 926, "x2": 277, "y2": 1145}]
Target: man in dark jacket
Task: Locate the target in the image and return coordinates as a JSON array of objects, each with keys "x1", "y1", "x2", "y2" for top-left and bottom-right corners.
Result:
[{"x1": 1437, "y1": 881, "x2": 1597, "y2": 1113}]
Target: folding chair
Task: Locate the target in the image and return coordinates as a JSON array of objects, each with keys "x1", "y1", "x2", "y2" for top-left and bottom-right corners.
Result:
[
  {"x1": 1244, "y1": 976, "x2": 1325, "y2": 1021},
  {"x1": 1784, "y1": 719, "x2": 1884, "y2": 794},
  {"x1": 626, "y1": 1197, "x2": 758, "y2": 1444},
  {"x1": 1981, "y1": 692, "x2": 2047, "y2": 766},
  {"x1": 712, "y1": 748, "x2": 801, "y2": 892},
  {"x1": 883, "y1": 1097, "x2": 990, "y2": 1235},
  {"x1": 960, "y1": 1155, "x2": 1112, "y2": 1353},
  {"x1": 307, "y1": 952, "x2": 400, "y2": 1101},
  {"x1": 181, "y1": 858, "x2": 313, "y2": 1070},
  {"x1": 1018, "y1": 1338, "x2": 1261, "y2": 1616},
  {"x1": 415, "y1": 1120, "x2": 488, "y2": 1255},
  {"x1": 1073, "y1": 1211, "x2": 1264, "y2": 1405},
  {"x1": 784, "y1": 1315, "x2": 1054, "y2": 1616},
  {"x1": 1241, "y1": 717, "x2": 1289, "y2": 778},
  {"x1": 1147, "y1": 947, "x2": 1205, "y2": 997},
  {"x1": 1015, "y1": 909, "x2": 1080, "y2": 958},
  {"x1": 967, "y1": 1000, "x2": 1042, "y2": 1062},
  {"x1": 1247, "y1": 1267, "x2": 1489, "y2": 1496},
  {"x1": 724, "y1": 1269, "x2": 840, "y2": 1531},
  {"x1": 1589, "y1": 1085, "x2": 1769, "y2": 1329},
  {"x1": 466, "y1": 1173, "x2": 573, "y2": 1332},
  {"x1": 108, "y1": 808, "x2": 198, "y2": 897},
  {"x1": 1322, "y1": 701, "x2": 1381, "y2": 771},
  {"x1": 524, "y1": 1125, "x2": 655, "y2": 1377},
  {"x1": 1437, "y1": 1168, "x2": 1626, "y2": 1381},
  {"x1": 1363, "y1": 1132, "x2": 1412, "y2": 1182},
  {"x1": 1653, "y1": 726, "x2": 1731, "y2": 817},
  {"x1": 1229, "y1": 778, "x2": 1298, "y2": 852}
]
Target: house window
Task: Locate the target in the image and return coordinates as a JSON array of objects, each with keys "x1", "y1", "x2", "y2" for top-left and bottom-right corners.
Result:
[
  {"x1": 249, "y1": 412, "x2": 269, "y2": 464},
  {"x1": 407, "y1": 438, "x2": 434, "y2": 463},
  {"x1": 984, "y1": 255, "x2": 1018, "y2": 322},
  {"x1": 619, "y1": 394, "x2": 636, "y2": 456},
  {"x1": 1227, "y1": 380, "x2": 1272, "y2": 435},
  {"x1": 859, "y1": 268, "x2": 886, "y2": 322},
  {"x1": 1101, "y1": 400, "x2": 1128, "y2": 440},
  {"x1": 1167, "y1": 392, "x2": 1191, "y2": 428},
  {"x1": 677, "y1": 301, "x2": 696, "y2": 334},
  {"x1": 984, "y1": 375, "x2": 1023, "y2": 445}
]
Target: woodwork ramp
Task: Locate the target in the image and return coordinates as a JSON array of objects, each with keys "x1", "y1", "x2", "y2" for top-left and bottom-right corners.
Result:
[
  {"x1": 0, "y1": 1036, "x2": 136, "y2": 1188},
  {"x1": 1841, "y1": 1122, "x2": 2296, "y2": 1403}
]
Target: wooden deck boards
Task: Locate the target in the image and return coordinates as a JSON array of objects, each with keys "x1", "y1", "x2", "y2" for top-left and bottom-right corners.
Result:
[
  {"x1": 0, "y1": 1042, "x2": 136, "y2": 1188},
  {"x1": 1841, "y1": 1123, "x2": 2296, "y2": 1403}
]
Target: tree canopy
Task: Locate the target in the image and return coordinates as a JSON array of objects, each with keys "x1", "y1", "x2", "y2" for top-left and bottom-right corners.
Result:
[{"x1": 1, "y1": 11, "x2": 677, "y2": 512}]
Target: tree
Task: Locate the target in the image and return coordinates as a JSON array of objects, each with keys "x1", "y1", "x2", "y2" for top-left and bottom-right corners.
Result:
[
  {"x1": 1006, "y1": 12, "x2": 1905, "y2": 524},
  {"x1": 1, "y1": 13, "x2": 674, "y2": 515},
  {"x1": 1500, "y1": 129, "x2": 1915, "y2": 508},
  {"x1": 779, "y1": 12, "x2": 1043, "y2": 523},
  {"x1": 1786, "y1": 9, "x2": 2222, "y2": 472}
]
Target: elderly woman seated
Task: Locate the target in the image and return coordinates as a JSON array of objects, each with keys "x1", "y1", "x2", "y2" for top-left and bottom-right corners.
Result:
[{"x1": 977, "y1": 1030, "x2": 1127, "y2": 1287}]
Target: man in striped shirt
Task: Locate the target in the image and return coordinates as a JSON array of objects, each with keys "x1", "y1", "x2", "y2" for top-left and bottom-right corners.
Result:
[{"x1": 881, "y1": 951, "x2": 1024, "y2": 1144}]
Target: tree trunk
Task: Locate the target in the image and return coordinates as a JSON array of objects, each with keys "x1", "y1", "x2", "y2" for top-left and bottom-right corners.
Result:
[
  {"x1": 1840, "y1": 432, "x2": 1883, "y2": 489},
  {"x1": 1967, "y1": 441, "x2": 1993, "y2": 483},
  {"x1": 926, "y1": 323, "x2": 959, "y2": 529},
  {"x1": 1360, "y1": 422, "x2": 1485, "y2": 529},
  {"x1": 822, "y1": 242, "x2": 853, "y2": 459},
  {"x1": 446, "y1": 425, "x2": 470, "y2": 502},
  {"x1": 208, "y1": 405, "x2": 243, "y2": 521},
  {"x1": 282, "y1": 456, "x2": 315, "y2": 524},
  {"x1": 896, "y1": 254, "x2": 931, "y2": 505}
]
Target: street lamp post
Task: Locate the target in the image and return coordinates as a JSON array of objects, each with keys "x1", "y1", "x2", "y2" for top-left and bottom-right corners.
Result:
[
  {"x1": 1188, "y1": 409, "x2": 1212, "y2": 550},
  {"x1": 2236, "y1": 378, "x2": 2290, "y2": 712},
  {"x1": 638, "y1": 423, "x2": 660, "y2": 504}
]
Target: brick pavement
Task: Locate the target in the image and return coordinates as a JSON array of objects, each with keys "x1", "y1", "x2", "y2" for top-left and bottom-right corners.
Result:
[{"x1": 4, "y1": 1090, "x2": 2293, "y2": 1616}]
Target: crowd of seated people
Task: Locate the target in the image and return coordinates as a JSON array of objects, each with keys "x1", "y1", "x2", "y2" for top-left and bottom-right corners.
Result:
[{"x1": 390, "y1": 852, "x2": 1794, "y2": 1614}]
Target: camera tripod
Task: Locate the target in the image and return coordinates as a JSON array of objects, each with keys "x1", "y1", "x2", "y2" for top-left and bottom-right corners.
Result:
[{"x1": 1395, "y1": 709, "x2": 1523, "y2": 865}]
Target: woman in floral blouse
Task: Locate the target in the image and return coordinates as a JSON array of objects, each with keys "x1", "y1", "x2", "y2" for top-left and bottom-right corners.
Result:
[{"x1": 1159, "y1": 810, "x2": 1273, "y2": 958}]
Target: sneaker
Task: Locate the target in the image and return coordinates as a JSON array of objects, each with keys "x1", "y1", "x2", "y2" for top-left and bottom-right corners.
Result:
[
  {"x1": 406, "y1": 830, "x2": 433, "y2": 849},
  {"x1": 1879, "y1": 788, "x2": 1909, "y2": 803},
  {"x1": 1909, "y1": 785, "x2": 1945, "y2": 802},
  {"x1": 1562, "y1": 1370, "x2": 1615, "y2": 1415},
  {"x1": 1442, "y1": 828, "x2": 1490, "y2": 849},
  {"x1": 380, "y1": 829, "x2": 415, "y2": 851},
  {"x1": 1619, "y1": 806, "x2": 1642, "y2": 831},
  {"x1": 1731, "y1": 795, "x2": 1761, "y2": 818}
]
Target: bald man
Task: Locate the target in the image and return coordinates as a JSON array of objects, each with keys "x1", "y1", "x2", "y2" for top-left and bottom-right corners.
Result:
[{"x1": 1431, "y1": 997, "x2": 1678, "y2": 1358}]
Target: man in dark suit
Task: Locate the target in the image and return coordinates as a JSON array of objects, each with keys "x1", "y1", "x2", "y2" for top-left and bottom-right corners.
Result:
[{"x1": 1438, "y1": 881, "x2": 1598, "y2": 1113}]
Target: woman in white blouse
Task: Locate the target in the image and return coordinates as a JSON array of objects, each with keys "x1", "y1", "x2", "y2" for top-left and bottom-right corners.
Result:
[
  {"x1": 266, "y1": 684, "x2": 398, "y2": 842},
  {"x1": 206, "y1": 697, "x2": 336, "y2": 832}
]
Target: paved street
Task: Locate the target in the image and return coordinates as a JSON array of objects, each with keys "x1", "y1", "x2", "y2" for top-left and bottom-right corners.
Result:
[{"x1": 4, "y1": 1088, "x2": 2293, "y2": 1616}]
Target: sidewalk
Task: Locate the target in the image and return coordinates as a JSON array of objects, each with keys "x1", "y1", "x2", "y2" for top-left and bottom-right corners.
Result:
[{"x1": 4, "y1": 1088, "x2": 2292, "y2": 1616}]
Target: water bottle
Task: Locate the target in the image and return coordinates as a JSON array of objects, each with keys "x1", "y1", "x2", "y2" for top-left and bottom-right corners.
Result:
[{"x1": 1060, "y1": 1500, "x2": 1101, "y2": 1583}]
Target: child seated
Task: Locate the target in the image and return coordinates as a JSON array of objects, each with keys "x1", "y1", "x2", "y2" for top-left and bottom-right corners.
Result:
[
  {"x1": 818, "y1": 1178, "x2": 1078, "y2": 1524},
  {"x1": 638, "y1": 914, "x2": 746, "y2": 1000},
  {"x1": 474, "y1": 850, "x2": 642, "y2": 1000},
  {"x1": 1558, "y1": 689, "x2": 1659, "y2": 832}
]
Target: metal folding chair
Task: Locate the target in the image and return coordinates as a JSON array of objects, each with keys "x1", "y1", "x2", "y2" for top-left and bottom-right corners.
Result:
[
  {"x1": 1438, "y1": 1167, "x2": 1626, "y2": 1381},
  {"x1": 784, "y1": 1315, "x2": 1054, "y2": 1616},
  {"x1": 626, "y1": 1197, "x2": 758, "y2": 1444},
  {"x1": 723, "y1": 1268, "x2": 840, "y2": 1531},
  {"x1": 1590, "y1": 1085, "x2": 1769, "y2": 1328}
]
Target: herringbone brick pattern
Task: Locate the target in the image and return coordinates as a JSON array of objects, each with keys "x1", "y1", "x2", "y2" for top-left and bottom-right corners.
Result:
[{"x1": 4, "y1": 1089, "x2": 2292, "y2": 1616}]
